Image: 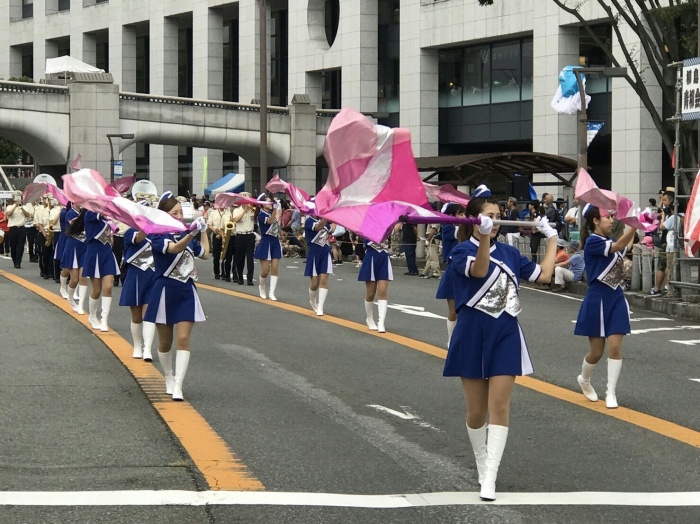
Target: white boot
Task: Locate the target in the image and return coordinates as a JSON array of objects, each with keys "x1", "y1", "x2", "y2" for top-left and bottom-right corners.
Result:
[
  {"x1": 377, "y1": 300, "x2": 388, "y2": 333},
  {"x1": 364, "y1": 300, "x2": 378, "y2": 330},
  {"x1": 309, "y1": 288, "x2": 318, "y2": 313},
  {"x1": 480, "y1": 425, "x2": 509, "y2": 501},
  {"x1": 268, "y1": 275, "x2": 278, "y2": 301},
  {"x1": 77, "y1": 284, "x2": 88, "y2": 315},
  {"x1": 606, "y1": 359, "x2": 622, "y2": 409},
  {"x1": 88, "y1": 297, "x2": 101, "y2": 329},
  {"x1": 130, "y1": 321, "x2": 143, "y2": 358},
  {"x1": 577, "y1": 358, "x2": 598, "y2": 402},
  {"x1": 157, "y1": 349, "x2": 174, "y2": 395},
  {"x1": 317, "y1": 288, "x2": 328, "y2": 316},
  {"x1": 99, "y1": 296, "x2": 112, "y2": 332},
  {"x1": 172, "y1": 350, "x2": 191, "y2": 401},
  {"x1": 59, "y1": 276, "x2": 69, "y2": 299},
  {"x1": 446, "y1": 319, "x2": 457, "y2": 348},
  {"x1": 67, "y1": 287, "x2": 79, "y2": 312},
  {"x1": 142, "y1": 322, "x2": 156, "y2": 362},
  {"x1": 466, "y1": 423, "x2": 488, "y2": 485},
  {"x1": 258, "y1": 276, "x2": 267, "y2": 299}
]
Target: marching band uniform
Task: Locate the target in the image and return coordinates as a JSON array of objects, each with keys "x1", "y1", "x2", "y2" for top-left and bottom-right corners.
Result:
[
  {"x1": 33, "y1": 200, "x2": 50, "y2": 278},
  {"x1": 221, "y1": 208, "x2": 238, "y2": 283},
  {"x1": 357, "y1": 240, "x2": 393, "y2": 332},
  {"x1": 436, "y1": 223, "x2": 459, "y2": 343},
  {"x1": 144, "y1": 231, "x2": 206, "y2": 400},
  {"x1": 232, "y1": 205, "x2": 256, "y2": 285},
  {"x1": 83, "y1": 211, "x2": 120, "y2": 331},
  {"x1": 119, "y1": 228, "x2": 157, "y2": 360},
  {"x1": 61, "y1": 206, "x2": 88, "y2": 313},
  {"x1": 304, "y1": 216, "x2": 333, "y2": 315},
  {"x1": 254, "y1": 208, "x2": 282, "y2": 300},
  {"x1": 55, "y1": 204, "x2": 69, "y2": 296},
  {"x1": 48, "y1": 202, "x2": 61, "y2": 283},
  {"x1": 207, "y1": 208, "x2": 226, "y2": 280}
]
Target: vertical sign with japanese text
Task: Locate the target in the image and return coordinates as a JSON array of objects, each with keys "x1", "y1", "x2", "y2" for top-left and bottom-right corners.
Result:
[{"x1": 682, "y1": 58, "x2": 700, "y2": 121}]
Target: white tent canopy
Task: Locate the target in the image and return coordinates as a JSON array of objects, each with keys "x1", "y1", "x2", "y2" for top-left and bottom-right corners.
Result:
[{"x1": 45, "y1": 56, "x2": 104, "y2": 76}]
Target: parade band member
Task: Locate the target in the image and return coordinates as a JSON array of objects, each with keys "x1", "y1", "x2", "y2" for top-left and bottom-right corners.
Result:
[
  {"x1": 63, "y1": 206, "x2": 89, "y2": 314},
  {"x1": 254, "y1": 194, "x2": 283, "y2": 300},
  {"x1": 145, "y1": 194, "x2": 209, "y2": 401},
  {"x1": 5, "y1": 193, "x2": 30, "y2": 269},
  {"x1": 207, "y1": 205, "x2": 227, "y2": 280},
  {"x1": 232, "y1": 193, "x2": 256, "y2": 286},
  {"x1": 443, "y1": 192, "x2": 557, "y2": 501},
  {"x1": 436, "y1": 203, "x2": 466, "y2": 347},
  {"x1": 574, "y1": 204, "x2": 636, "y2": 409},
  {"x1": 48, "y1": 198, "x2": 62, "y2": 283},
  {"x1": 358, "y1": 237, "x2": 392, "y2": 333},
  {"x1": 119, "y1": 221, "x2": 157, "y2": 361},
  {"x1": 83, "y1": 210, "x2": 120, "y2": 332},
  {"x1": 304, "y1": 215, "x2": 335, "y2": 316}
]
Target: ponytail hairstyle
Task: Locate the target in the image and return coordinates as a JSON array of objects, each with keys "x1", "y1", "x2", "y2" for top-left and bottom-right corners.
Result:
[
  {"x1": 67, "y1": 208, "x2": 86, "y2": 237},
  {"x1": 458, "y1": 196, "x2": 500, "y2": 242},
  {"x1": 580, "y1": 203, "x2": 600, "y2": 250}
]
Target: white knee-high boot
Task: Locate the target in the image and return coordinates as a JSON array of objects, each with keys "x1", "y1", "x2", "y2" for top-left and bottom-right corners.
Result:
[
  {"x1": 172, "y1": 350, "x2": 191, "y2": 401},
  {"x1": 480, "y1": 425, "x2": 509, "y2": 501},
  {"x1": 88, "y1": 297, "x2": 100, "y2": 329},
  {"x1": 157, "y1": 349, "x2": 174, "y2": 395},
  {"x1": 577, "y1": 358, "x2": 598, "y2": 402},
  {"x1": 258, "y1": 276, "x2": 267, "y2": 299},
  {"x1": 77, "y1": 284, "x2": 88, "y2": 315},
  {"x1": 99, "y1": 296, "x2": 112, "y2": 332},
  {"x1": 377, "y1": 300, "x2": 388, "y2": 333},
  {"x1": 309, "y1": 288, "x2": 318, "y2": 313},
  {"x1": 67, "y1": 287, "x2": 79, "y2": 312},
  {"x1": 364, "y1": 300, "x2": 377, "y2": 330},
  {"x1": 606, "y1": 359, "x2": 622, "y2": 409},
  {"x1": 130, "y1": 321, "x2": 143, "y2": 358},
  {"x1": 268, "y1": 275, "x2": 278, "y2": 301},
  {"x1": 59, "y1": 276, "x2": 69, "y2": 299},
  {"x1": 142, "y1": 322, "x2": 156, "y2": 361},
  {"x1": 466, "y1": 423, "x2": 488, "y2": 485},
  {"x1": 317, "y1": 288, "x2": 328, "y2": 316},
  {"x1": 446, "y1": 319, "x2": 457, "y2": 347}
]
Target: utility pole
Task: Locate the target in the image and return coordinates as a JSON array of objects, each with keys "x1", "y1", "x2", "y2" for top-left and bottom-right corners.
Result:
[{"x1": 259, "y1": 0, "x2": 268, "y2": 195}]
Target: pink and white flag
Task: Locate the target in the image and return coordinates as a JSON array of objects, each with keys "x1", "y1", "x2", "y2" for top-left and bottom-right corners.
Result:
[
  {"x1": 575, "y1": 168, "x2": 657, "y2": 232},
  {"x1": 266, "y1": 174, "x2": 314, "y2": 214},
  {"x1": 63, "y1": 169, "x2": 187, "y2": 234},
  {"x1": 685, "y1": 169, "x2": 700, "y2": 257},
  {"x1": 69, "y1": 154, "x2": 82, "y2": 172},
  {"x1": 423, "y1": 182, "x2": 470, "y2": 208},
  {"x1": 22, "y1": 183, "x2": 69, "y2": 206},
  {"x1": 213, "y1": 192, "x2": 269, "y2": 209}
]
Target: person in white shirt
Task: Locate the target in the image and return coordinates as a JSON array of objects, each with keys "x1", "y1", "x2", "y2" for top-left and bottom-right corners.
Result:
[
  {"x1": 5, "y1": 193, "x2": 30, "y2": 268},
  {"x1": 564, "y1": 197, "x2": 580, "y2": 242}
]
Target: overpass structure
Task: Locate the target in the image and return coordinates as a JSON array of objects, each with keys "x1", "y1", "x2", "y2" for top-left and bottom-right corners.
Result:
[{"x1": 0, "y1": 76, "x2": 337, "y2": 195}]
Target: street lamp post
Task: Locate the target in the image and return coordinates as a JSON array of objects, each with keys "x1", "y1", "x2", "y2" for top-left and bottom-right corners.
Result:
[
  {"x1": 259, "y1": 0, "x2": 268, "y2": 195},
  {"x1": 106, "y1": 133, "x2": 135, "y2": 183}
]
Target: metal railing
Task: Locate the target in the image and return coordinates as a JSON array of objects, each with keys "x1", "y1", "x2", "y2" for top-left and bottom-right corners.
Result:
[
  {"x1": 119, "y1": 92, "x2": 291, "y2": 115},
  {"x1": 0, "y1": 80, "x2": 68, "y2": 95}
]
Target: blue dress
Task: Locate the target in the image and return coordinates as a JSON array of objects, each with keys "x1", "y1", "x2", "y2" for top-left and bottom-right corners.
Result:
[
  {"x1": 60, "y1": 208, "x2": 87, "y2": 269},
  {"x1": 118, "y1": 228, "x2": 156, "y2": 307},
  {"x1": 54, "y1": 207, "x2": 68, "y2": 261},
  {"x1": 144, "y1": 233, "x2": 206, "y2": 324},
  {"x1": 303, "y1": 217, "x2": 333, "y2": 277},
  {"x1": 443, "y1": 237, "x2": 541, "y2": 379},
  {"x1": 357, "y1": 241, "x2": 393, "y2": 282},
  {"x1": 82, "y1": 211, "x2": 120, "y2": 278},
  {"x1": 574, "y1": 234, "x2": 631, "y2": 337},
  {"x1": 254, "y1": 210, "x2": 283, "y2": 260},
  {"x1": 436, "y1": 224, "x2": 460, "y2": 300}
]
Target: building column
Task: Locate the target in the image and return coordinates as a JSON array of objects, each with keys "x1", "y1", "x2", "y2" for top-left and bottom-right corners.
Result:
[
  {"x1": 288, "y1": 95, "x2": 317, "y2": 195},
  {"x1": 340, "y1": 0, "x2": 378, "y2": 114},
  {"x1": 193, "y1": 5, "x2": 224, "y2": 196},
  {"x1": 149, "y1": 14, "x2": 179, "y2": 195},
  {"x1": 399, "y1": 0, "x2": 438, "y2": 158}
]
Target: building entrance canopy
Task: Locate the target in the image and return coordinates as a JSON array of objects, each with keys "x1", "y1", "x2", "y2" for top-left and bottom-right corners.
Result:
[{"x1": 416, "y1": 152, "x2": 578, "y2": 188}]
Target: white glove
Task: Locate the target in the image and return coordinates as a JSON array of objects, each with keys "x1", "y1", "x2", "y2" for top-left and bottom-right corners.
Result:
[
  {"x1": 273, "y1": 201, "x2": 282, "y2": 211},
  {"x1": 477, "y1": 214, "x2": 494, "y2": 235},
  {"x1": 189, "y1": 216, "x2": 207, "y2": 234},
  {"x1": 537, "y1": 216, "x2": 558, "y2": 239}
]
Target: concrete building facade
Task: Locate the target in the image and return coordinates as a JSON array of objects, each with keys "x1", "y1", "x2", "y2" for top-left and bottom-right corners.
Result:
[{"x1": 0, "y1": 0, "x2": 667, "y2": 204}]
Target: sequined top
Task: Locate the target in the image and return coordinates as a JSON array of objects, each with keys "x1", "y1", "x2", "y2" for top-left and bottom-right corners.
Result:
[
  {"x1": 150, "y1": 233, "x2": 205, "y2": 284},
  {"x1": 583, "y1": 234, "x2": 626, "y2": 290},
  {"x1": 258, "y1": 210, "x2": 280, "y2": 237},
  {"x1": 449, "y1": 237, "x2": 541, "y2": 318},
  {"x1": 305, "y1": 216, "x2": 331, "y2": 247},
  {"x1": 84, "y1": 211, "x2": 111, "y2": 245},
  {"x1": 124, "y1": 228, "x2": 155, "y2": 272}
]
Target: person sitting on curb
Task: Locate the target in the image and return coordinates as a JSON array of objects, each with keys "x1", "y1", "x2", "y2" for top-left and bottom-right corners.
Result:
[{"x1": 551, "y1": 240, "x2": 585, "y2": 293}]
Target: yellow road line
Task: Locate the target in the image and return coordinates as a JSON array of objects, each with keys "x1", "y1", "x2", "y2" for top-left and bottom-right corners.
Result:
[
  {"x1": 0, "y1": 270, "x2": 264, "y2": 491},
  {"x1": 198, "y1": 283, "x2": 700, "y2": 449}
]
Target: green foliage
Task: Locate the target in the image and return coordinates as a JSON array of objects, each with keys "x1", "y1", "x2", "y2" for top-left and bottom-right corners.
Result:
[
  {"x1": 0, "y1": 138, "x2": 21, "y2": 165},
  {"x1": 7, "y1": 76, "x2": 34, "y2": 83},
  {"x1": 648, "y1": 0, "x2": 698, "y2": 60}
]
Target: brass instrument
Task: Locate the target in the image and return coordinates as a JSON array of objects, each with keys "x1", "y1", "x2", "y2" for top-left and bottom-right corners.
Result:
[
  {"x1": 221, "y1": 221, "x2": 235, "y2": 255},
  {"x1": 45, "y1": 227, "x2": 54, "y2": 247}
]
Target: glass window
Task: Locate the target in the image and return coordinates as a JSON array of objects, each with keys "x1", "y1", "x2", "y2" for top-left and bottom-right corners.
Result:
[
  {"x1": 521, "y1": 39, "x2": 533, "y2": 100},
  {"x1": 491, "y1": 42, "x2": 520, "y2": 103},
  {"x1": 438, "y1": 48, "x2": 463, "y2": 108},
  {"x1": 463, "y1": 45, "x2": 490, "y2": 106},
  {"x1": 22, "y1": 1, "x2": 33, "y2": 19},
  {"x1": 58, "y1": 0, "x2": 70, "y2": 11}
]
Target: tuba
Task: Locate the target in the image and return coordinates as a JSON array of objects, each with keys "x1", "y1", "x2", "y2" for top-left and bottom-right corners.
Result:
[{"x1": 221, "y1": 221, "x2": 235, "y2": 255}]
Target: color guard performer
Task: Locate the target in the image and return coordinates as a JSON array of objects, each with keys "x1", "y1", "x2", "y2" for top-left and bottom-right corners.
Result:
[
  {"x1": 304, "y1": 215, "x2": 335, "y2": 316},
  {"x1": 443, "y1": 191, "x2": 557, "y2": 501},
  {"x1": 83, "y1": 210, "x2": 120, "y2": 331},
  {"x1": 56, "y1": 202, "x2": 71, "y2": 298},
  {"x1": 63, "y1": 205, "x2": 89, "y2": 313},
  {"x1": 357, "y1": 237, "x2": 392, "y2": 333},
  {"x1": 574, "y1": 204, "x2": 636, "y2": 409},
  {"x1": 254, "y1": 194, "x2": 282, "y2": 300},
  {"x1": 145, "y1": 194, "x2": 209, "y2": 401}
]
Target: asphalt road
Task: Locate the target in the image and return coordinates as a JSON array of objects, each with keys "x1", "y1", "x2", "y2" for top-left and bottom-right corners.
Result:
[{"x1": 1, "y1": 253, "x2": 699, "y2": 523}]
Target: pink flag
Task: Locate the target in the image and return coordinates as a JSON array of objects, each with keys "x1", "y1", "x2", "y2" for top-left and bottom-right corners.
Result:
[
  {"x1": 63, "y1": 169, "x2": 187, "y2": 234},
  {"x1": 423, "y1": 182, "x2": 470, "y2": 208},
  {"x1": 213, "y1": 192, "x2": 268, "y2": 209},
  {"x1": 575, "y1": 168, "x2": 656, "y2": 232},
  {"x1": 266, "y1": 174, "x2": 313, "y2": 213},
  {"x1": 685, "y1": 169, "x2": 700, "y2": 257},
  {"x1": 108, "y1": 174, "x2": 137, "y2": 195},
  {"x1": 69, "y1": 154, "x2": 82, "y2": 172},
  {"x1": 22, "y1": 183, "x2": 69, "y2": 206}
]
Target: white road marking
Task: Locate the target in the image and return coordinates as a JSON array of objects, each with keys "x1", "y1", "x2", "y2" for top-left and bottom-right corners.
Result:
[
  {"x1": 1, "y1": 490, "x2": 699, "y2": 507},
  {"x1": 690, "y1": 379, "x2": 700, "y2": 383},
  {"x1": 631, "y1": 326, "x2": 700, "y2": 335},
  {"x1": 671, "y1": 340, "x2": 700, "y2": 346},
  {"x1": 522, "y1": 286, "x2": 583, "y2": 302},
  {"x1": 630, "y1": 317, "x2": 673, "y2": 322},
  {"x1": 387, "y1": 303, "x2": 446, "y2": 320},
  {"x1": 367, "y1": 404, "x2": 442, "y2": 432}
]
